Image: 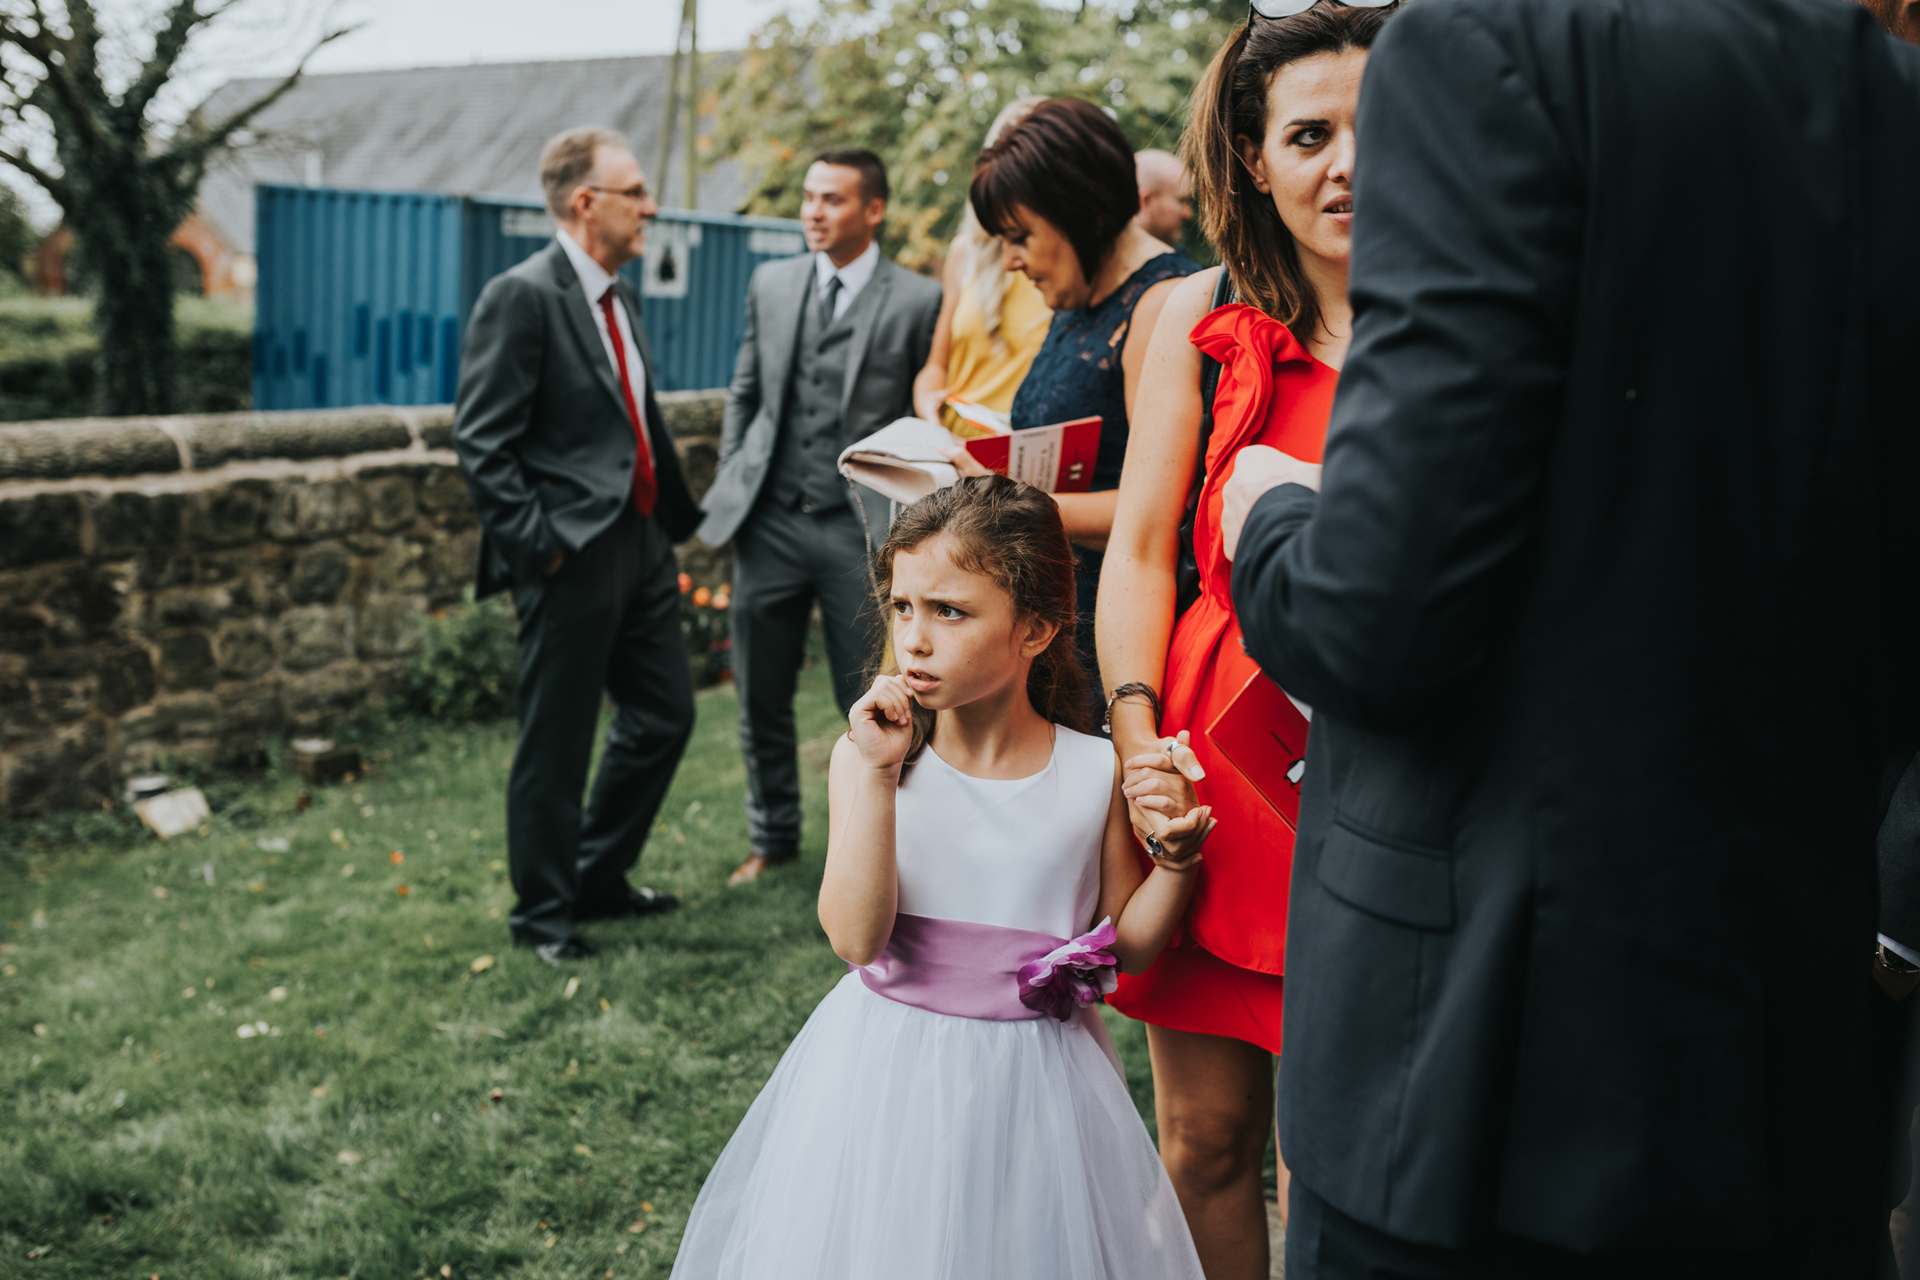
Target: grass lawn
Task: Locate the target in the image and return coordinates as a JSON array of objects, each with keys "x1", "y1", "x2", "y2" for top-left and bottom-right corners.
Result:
[{"x1": 0, "y1": 663, "x2": 1169, "y2": 1279}]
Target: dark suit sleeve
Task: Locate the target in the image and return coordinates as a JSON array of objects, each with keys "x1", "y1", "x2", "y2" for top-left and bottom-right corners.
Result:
[
  {"x1": 1231, "y1": 6, "x2": 1585, "y2": 726},
  {"x1": 1882, "y1": 753, "x2": 1920, "y2": 956},
  {"x1": 453, "y1": 273, "x2": 564, "y2": 582},
  {"x1": 718, "y1": 268, "x2": 764, "y2": 467}
]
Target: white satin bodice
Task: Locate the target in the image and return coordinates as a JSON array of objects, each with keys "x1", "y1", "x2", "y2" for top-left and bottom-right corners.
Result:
[{"x1": 893, "y1": 726, "x2": 1112, "y2": 939}]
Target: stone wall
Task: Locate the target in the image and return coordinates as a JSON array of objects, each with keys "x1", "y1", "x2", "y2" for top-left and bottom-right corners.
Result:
[{"x1": 0, "y1": 395, "x2": 726, "y2": 817}]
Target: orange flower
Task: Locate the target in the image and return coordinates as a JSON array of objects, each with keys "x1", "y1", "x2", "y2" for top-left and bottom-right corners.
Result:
[
  {"x1": 692, "y1": 587, "x2": 711, "y2": 608},
  {"x1": 396, "y1": 885, "x2": 409, "y2": 896},
  {"x1": 677, "y1": 572, "x2": 693, "y2": 594},
  {"x1": 389, "y1": 850, "x2": 404, "y2": 865}
]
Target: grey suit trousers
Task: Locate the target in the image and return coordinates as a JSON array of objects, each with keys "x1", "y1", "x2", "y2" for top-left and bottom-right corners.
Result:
[
  {"x1": 506, "y1": 505, "x2": 694, "y2": 944},
  {"x1": 730, "y1": 498, "x2": 877, "y2": 857}
]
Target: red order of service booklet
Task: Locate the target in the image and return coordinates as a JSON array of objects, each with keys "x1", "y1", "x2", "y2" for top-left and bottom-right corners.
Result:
[
  {"x1": 1205, "y1": 670, "x2": 1314, "y2": 831},
  {"x1": 947, "y1": 398, "x2": 1102, "y2": 494}
]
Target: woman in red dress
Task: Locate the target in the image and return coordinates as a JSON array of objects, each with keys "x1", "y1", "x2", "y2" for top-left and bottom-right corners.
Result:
[{"x1": 1095, "y1": 6, "x2": 1396, "y2": 1276}]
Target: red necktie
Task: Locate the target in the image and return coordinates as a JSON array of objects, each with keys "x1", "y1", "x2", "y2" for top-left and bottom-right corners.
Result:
[{"x1": 599, "y1": 286, "x2": 658, "y2": 517}]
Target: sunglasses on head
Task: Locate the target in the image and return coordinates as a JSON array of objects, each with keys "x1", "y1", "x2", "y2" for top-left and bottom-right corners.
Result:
[{"x1": 1250, "y1": 0, "x2": 1397, "y2": 18}]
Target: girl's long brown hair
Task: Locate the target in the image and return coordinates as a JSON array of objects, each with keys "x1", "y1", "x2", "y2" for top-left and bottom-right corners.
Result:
[
  {"x1": 1183, "y1": 7, "x2": 1391, "y2": 340},
  {"x1": 873, "y1": 476, "x2": 1090, "y2": 774}
]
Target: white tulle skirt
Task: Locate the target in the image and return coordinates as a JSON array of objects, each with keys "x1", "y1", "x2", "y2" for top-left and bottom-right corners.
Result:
[{"x1": 669, "y1": 973, "x2": 1205, "y2": 1280}]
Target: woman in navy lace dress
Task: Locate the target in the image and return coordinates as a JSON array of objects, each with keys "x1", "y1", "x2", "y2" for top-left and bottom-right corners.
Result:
[{"x1": 965, "y1": 98, "x2": 1198, "y2": 695}]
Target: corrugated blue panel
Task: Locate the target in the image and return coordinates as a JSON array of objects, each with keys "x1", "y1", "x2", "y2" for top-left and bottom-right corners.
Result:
[
  {"x1": 253, "y1": 186, "x2": 465, "y2": 410},
  {"x1": 256, "y1": 184, "x2": 805, "y2": 407}
]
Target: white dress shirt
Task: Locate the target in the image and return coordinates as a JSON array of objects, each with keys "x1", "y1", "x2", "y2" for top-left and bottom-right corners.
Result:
[
  {"x1": 556, "y1": 229, "x2": 653, "y2": 466},
  {"x1": 813, "y1": 240, "x2": 881, "y2": 324}
]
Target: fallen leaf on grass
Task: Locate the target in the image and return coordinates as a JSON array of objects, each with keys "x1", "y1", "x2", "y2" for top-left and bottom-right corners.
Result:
[
  {"x1": 32, "y1": 1023, "x2": 47, "y2": 1037},
  {"x1": 182, "y1": 987, "x2": 197, "y2": 998},
  {"x1": 340, "y1": 864, "x2": 355, "y2": 877},
  {"x1": 152, "y1": 887, "x2": 169, "y2": 900},
  {"x1": 627, "y1": 1221, "x2": 648, "y2": 1234},
  {"x1": 488, "y1": 1087, "x2": 504, "y2": 1101},
  {"x1": 269, "y1": 987, "x2": 287, "y2": 1001},
  {"x1": 563, "y1": 976, "x2": 580, "y2": 999},
  {"x1": 641, "y1": 1200, "x2": 653, "y2": 1212},
  {"x1": 330, "y1": 829, "x2": 348, "y2": 847},
  {"x1": 470, "y1": 955, "x2": 495, "y2": 974},
  {"x1": 389, "y1": 851, "x2": 404, "y2": 865},
  {"x1": 573, "y1": 1143, "x2": 593, "y2": 1157},
  {"x1": 396, "y1": 886, "x2": 409, "y2": 897},
  {"x1": 248, "y1": 882, "x2": 267, "y2": 894},
  {"x1": 599, "y1": 998, "x2": 611, "y2": 1013},
  {"x1": 336, "y1": 1150, "x2": 361, "y2": 1165},
  {"x1": 442, "y1": 1267, "x2": 452, "y2": 1278},
  {"x1": 311, "y1": 1085, "x2": 328, "y2": 1098}
]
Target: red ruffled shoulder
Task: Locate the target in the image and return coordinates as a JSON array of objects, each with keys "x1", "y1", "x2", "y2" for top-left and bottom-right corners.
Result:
[{"x1": 1189, "y1": 301, "x2": 1311, "y2": 371}]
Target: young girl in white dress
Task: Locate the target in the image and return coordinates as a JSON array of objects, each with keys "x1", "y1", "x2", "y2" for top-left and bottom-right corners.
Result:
[{"x1": 671, "y1": 476, "x2": 1215, "y2": 1280}]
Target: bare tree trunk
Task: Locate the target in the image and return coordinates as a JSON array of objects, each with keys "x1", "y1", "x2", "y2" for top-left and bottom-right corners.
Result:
[{"x1": 81, "y1": 211, "x2": 180, "y2": 416}]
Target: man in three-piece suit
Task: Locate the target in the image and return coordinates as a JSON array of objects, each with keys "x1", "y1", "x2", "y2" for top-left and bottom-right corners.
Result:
[
  {"x1": 454, "y1": 128, "x2": 702, "y2": 964},
  {"x1": 696, "y1": 148, "x2": 941, "y2": 886},
  {"x1": 1218, "y1": 0, "x2": 1920, "y2": 1275}
]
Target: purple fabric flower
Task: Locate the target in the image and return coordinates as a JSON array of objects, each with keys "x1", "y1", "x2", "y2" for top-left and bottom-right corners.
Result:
[{"x1": 1017, "y1": 919, "x2": 1120, "y2": 1022}]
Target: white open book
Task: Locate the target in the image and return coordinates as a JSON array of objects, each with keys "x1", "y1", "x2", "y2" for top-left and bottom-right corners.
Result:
[{"x1": 836, "y1": 418, "x2": 961, "y2": 506}]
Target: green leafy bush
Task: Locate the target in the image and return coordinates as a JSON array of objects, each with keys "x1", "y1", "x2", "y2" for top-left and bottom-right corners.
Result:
[
  {"x1": 0, "y1": 294, "x2": 252, "y2": 420},
  {"x1": 680, "y1": 573, "x2": 734, "y2": 685},
  {"x1": 404, "y1": 589, "x2": 520, "y2": 721}
]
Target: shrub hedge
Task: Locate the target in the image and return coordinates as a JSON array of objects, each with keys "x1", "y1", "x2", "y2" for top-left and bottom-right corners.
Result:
[{"x1": 0, "y1": 294, "x2": 252, "y2": 421}]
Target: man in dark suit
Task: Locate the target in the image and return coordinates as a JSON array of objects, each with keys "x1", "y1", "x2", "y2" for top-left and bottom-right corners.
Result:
[
  {"x1": 696, "y1": 148, "x2": 941, "y2": 887},
  {"x1": 1217, "y1": 1, "x2": 1920, "y2": 1274},
  {"x1": 454, "y1": 128, "x2": 702, "y2": 963}
]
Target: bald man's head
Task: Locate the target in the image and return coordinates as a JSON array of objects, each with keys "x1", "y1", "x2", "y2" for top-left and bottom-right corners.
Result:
[{"x1": 1134, "y1": 149, "x2": 1193, "y2": 244}]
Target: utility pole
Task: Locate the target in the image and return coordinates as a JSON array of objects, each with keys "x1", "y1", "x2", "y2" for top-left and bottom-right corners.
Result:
[
  {"x1": 684, "y1": 0, "x2": 699, "y2": 210},
  {"x1": 654, "y1": 0, "x2": 700, "y2": 209}
]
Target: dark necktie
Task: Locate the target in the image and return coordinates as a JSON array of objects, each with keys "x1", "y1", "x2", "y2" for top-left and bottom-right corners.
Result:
[
  {"x1": 598, "y1": 286, "x2": 657, "y2": 517},
  {"x1": 819, "y1": 273, "x2": 843, "y2": 331}
]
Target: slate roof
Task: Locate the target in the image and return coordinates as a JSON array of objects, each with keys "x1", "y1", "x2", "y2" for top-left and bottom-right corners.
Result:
[{"x1": 195, "y1": 53, "x2": 749, "y2": 255}]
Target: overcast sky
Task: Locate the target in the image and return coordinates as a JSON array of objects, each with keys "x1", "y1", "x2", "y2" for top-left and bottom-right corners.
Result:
[{"x1": 2, "y1": 0, "x2": 810, "y2": 224}]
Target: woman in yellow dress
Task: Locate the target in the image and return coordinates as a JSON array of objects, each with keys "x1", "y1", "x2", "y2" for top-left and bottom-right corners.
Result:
[{"x1": 912, "y1": 98, "x2": 1053, "y2": 434}]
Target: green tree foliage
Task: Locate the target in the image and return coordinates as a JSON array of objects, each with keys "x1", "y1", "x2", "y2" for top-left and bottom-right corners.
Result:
[
  {"x1": 0, "y1": 4, "x2": 345, "y2": 416},
  {"x1": 716, "y1": 0, "x2": 1238, "y2": 272}
]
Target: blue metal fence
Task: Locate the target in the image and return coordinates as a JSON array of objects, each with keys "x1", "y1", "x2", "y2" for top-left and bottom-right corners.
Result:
[{"x1": 253, "y1": 185, "x2": 807, "y2": 410}]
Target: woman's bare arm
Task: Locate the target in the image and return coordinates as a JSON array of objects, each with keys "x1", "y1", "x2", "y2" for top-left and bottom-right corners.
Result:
[
  {"x1": 912, "y1": 252, "x2": 967, "y2": 424},
  {"x1": 1098, "y1": 269, "x2": 1220, "y2": 782}
]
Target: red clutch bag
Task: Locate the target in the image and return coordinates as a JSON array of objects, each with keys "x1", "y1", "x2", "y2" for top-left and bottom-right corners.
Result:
[{"x1": 1204, "y1": 670, "x2": 1313, "y2": 831}]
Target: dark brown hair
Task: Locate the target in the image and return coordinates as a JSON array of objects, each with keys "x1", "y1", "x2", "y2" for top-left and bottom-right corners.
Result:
[
  {"x1": 815, "y1": 146, "x2": 890, "y2": 204},
  {"x1": 969, "y1": 97, "x2": 1138, "y2": 287},
  {"x1": 874, "y1": 476, "x2": 1090, "y2": 773},
  {"x1": 1184, "y1": 7, "x2": 1390, "y2": 337}
]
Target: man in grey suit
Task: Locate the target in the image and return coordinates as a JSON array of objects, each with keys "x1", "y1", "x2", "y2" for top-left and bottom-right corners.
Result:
[
  {"x1": 696, "y1": 148, "x2": 941, "y2": 886},
  {"x1": 455, "y1": 128, "x2": 703, "y2": 963}
]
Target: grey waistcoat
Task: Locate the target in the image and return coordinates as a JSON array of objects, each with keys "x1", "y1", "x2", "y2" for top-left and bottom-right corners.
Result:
[{"x1": 766, "y1": 282, "x2": 868, "y2": 514}]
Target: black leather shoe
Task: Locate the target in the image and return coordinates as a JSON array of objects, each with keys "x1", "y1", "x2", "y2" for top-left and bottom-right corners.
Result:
[
  {"x1": 575, "y1": 885, "x2": 680, "y2": 921},
  {"x1": 528, "y1": 936, "x2": 597, "y2": 965}
]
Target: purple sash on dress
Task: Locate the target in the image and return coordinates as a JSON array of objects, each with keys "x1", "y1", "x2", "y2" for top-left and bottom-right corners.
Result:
[{"x1": 855, "y1": 912, "x2": 1119, "y2": 1022}]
